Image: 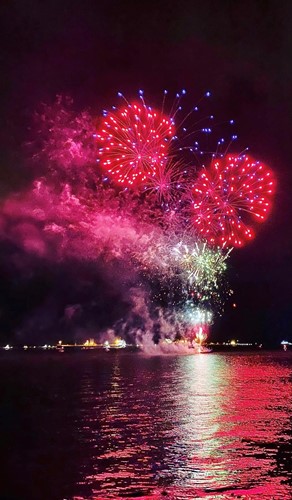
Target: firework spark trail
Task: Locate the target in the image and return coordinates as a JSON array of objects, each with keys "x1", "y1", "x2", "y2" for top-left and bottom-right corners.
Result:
[
  {"x1": 171, "y1": 241, "x2": 230, "y2": 287},
  {"x1": 143, "y1": 160, "x2": 186, "y2": 203}
]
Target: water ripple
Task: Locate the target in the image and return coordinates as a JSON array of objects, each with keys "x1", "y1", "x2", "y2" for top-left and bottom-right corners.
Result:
[{"x1": 0, "y1": 351, "x2": 291, "y2": 499}]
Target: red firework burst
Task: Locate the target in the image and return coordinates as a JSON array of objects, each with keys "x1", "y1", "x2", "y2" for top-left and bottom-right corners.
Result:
[
  {"x1": 96, "y1": 102, "x2": 175, "y2": 187},
  {"x1": 192, "y1": 154, "x2": 276, "y2": 247}
]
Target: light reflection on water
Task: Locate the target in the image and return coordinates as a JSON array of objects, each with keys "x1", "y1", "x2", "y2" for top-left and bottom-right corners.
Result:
[
  {"x1": 0, "y1": 351, "x2": 291, "y2": 499},
  {"x1": 75, "y1": 352, "x2": 292, "y2": 499}
]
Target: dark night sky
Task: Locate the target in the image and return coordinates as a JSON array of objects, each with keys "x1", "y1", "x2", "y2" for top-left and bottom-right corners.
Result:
[{"x1": 0, "y1": 0, "x2": 292, "y2": 344}]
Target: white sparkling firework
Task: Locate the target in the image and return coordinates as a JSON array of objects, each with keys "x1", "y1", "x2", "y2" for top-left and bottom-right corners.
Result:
[{"x1": 171, "y1": 240, "x2": 231, "y2": 293}]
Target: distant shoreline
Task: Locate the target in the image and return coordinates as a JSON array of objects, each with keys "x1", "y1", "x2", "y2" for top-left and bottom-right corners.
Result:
[{"x1": 0, "y1": 344, "x2": 289, "y2": 354}]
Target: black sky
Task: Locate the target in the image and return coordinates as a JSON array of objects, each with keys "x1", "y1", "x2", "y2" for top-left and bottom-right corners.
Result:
[{"x1": 0, "y1": 0, "x2": 292, "y2": 344}]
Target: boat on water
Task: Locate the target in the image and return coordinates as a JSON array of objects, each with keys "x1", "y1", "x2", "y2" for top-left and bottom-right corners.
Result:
[{"x1": 103, "y1": 338, "x2": 127, "y2": 351}]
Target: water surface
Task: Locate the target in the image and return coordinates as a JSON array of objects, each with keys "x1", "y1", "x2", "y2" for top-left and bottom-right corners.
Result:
[{"x1": 0, "y1": 350, "x2": 291, "y2": 499}]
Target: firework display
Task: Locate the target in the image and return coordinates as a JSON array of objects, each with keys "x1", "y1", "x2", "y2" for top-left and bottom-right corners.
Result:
[
  {"x1": 191, "y1": 155, "x2": 276, "y2": 247},
  {"x1": 3, "y1": 90, "x2": 275, "y2": 348},
  {"x1": 172, "y1": 241, "x2": 231, "y2": 305},
  {"x1": 182, "y1": 301, "x2": 213, "y2": 343},
  {"x1": 96, "y1": 101, "x2": 175, "y2": 187},
  {"x1": 144, "y1": 160, "x2": 185, "y2": 203}
]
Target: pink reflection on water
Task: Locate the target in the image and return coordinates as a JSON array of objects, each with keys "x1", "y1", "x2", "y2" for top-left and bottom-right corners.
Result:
[{"x1": 75, "y1": 352, "x2": 292, "y2": 499}]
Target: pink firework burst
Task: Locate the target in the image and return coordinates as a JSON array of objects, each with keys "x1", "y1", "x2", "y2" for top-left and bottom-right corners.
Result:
[
  {"x1": 96, "y1": 101, "x2": 175, "y2": 187},
  {"x1": 191, "y1": 154, "x2": 276, "y2": 247},
  {"x1": 144, "y1": 160, "x2": 185, "y2": 203}
]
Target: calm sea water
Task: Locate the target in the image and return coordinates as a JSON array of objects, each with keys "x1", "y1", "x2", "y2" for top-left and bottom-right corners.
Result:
[{"x1": 0, "y1": 350, "x2": 291, "y2": 499}]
